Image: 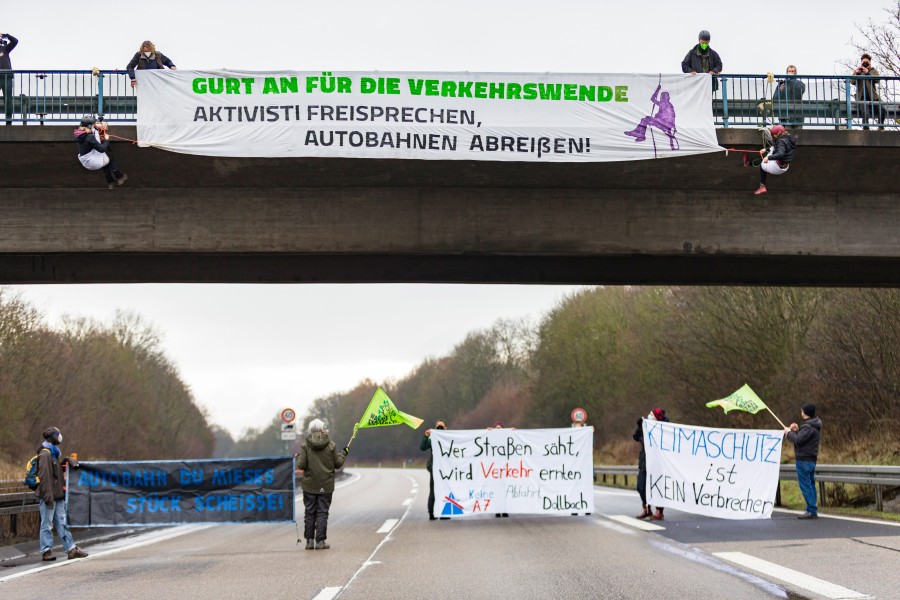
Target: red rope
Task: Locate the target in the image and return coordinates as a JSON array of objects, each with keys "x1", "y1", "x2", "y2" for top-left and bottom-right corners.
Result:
[
  {"x1": 106, "y1": 133, "x2": 139, "y2": 145},
  {"x1": 724, "y1": 148, "x2": 761, "y2": 153}
]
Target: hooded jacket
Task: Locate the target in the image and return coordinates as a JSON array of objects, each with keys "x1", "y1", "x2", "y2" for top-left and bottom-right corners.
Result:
[
  {"x1": 36, "y1": 444, "x2": 66, "y2": 504},
  {"x1": 786, "y1": 416, "x2": 822, "y2": 462},
  {"x1": 767, "y1": 134, "x2": 796, "y2": 164},
  {"x1": 296, "y1": 431, "x2": 347, "y2": 494}
]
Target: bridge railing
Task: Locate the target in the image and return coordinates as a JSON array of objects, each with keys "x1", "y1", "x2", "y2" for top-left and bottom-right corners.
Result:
[
  {"x1": 594, "y1": 464, "x2": 900, "y2": 511},
  {"x1": 1, "y1": 71, "x2": 898, "y2": 129}
]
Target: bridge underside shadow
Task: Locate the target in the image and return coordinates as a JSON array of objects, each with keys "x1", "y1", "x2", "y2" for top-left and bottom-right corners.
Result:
[{"x1": 1, "y1": 128, "x2": 898, "y2": 285}]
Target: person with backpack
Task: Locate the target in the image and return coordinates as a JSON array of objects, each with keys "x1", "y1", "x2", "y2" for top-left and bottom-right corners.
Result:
[{"x1": 34, "y1": 427, "x2": 88, "y2": 561}]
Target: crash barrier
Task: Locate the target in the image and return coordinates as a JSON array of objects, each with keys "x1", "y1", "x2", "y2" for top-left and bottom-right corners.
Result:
[
  {"x1": 0, "y1": 71, "x2": 897, "y2": 129},
  {"x1": 595, "y1": 464, "x2": 900, "y2": 511}
]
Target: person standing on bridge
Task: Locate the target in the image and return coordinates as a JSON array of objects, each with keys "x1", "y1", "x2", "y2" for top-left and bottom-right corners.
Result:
[
  {"x1": 295, "y1": 419, "x2": 347, "y2": 549},
  {"x1": 36, "y1": 427, "x2": 88, "y2": 561},
  {"x1": 752, "y1": 124, "x2": 796, "y2": 195},
  {"x1": 420, "y1": 420, "x2": 447, "y2": 521},
  {"x1": 126, "y1": 40, "x2": 176, "y2": 89},
  {"x1": 784, "y1": 404, "x2": 823, "y2": 519},
  {"x1": 0, "y1": 32, "x2": 18, "y2": 125},
  {"x1": 773, "y1": 65, "x2": 806, "y2": 128},
  {"x1": 681, "y1": 30, "x2": 722, "y2": 93},
  {"x1": 851, "y1": 53, "x2": 884, "y2": 130}
]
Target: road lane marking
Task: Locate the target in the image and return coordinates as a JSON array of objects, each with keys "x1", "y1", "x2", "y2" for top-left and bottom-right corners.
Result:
[
  {"x1": 376, "y1": 518, "x2": 399, "y2": 534},
  {"x1": 402, "y1": 498, "x2": 413, "y2": 506},
  {"x1": 0, "y1": 525, "x2": 212, "y2": 584},
  {"x1": 773, "y1": 507, "x2": 900, "y2": 528},
  {"x1": 606, "y1": 515, "x2": 666, "y2": 531},
  {"x1": 311, "y1": 587, "x2": 342, "y2": 600},
  {"x1": 713, "y1": 551, "x2": 870, "y2": 599}
]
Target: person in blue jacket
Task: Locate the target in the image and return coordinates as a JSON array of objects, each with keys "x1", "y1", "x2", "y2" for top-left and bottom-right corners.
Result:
[{"x1": 126, "y1": 40, "x2": 176, "y2": 88}]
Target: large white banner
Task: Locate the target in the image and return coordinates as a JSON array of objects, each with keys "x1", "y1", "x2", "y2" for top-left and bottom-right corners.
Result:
[
  {"x1": 430, "y1": 427, "x2": 594, "y2": 517},
  {"x1": 136, "y1": 70, "x2": 722, "y2": 161},
  {"x1": 644, "y1": 420, "x2": 783, "y2": 520}
]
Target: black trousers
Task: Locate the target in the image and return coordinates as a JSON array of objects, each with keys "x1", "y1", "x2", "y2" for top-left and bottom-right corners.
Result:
[
  {"x1": 637, "y1": 469, "x2": 648, "y2": 504},
  {"x1": 303, "y1": 491, "x2": 333, "y2": 542},
  {"x1": 1, "y1": 73, "x2": 12, "y2": 124},
  {"x1": 101, "y1": 151, "x2": 125, "y2": 184},
  {"x1": 428, "y1": 470, "x2": 435, "y2": 517}
]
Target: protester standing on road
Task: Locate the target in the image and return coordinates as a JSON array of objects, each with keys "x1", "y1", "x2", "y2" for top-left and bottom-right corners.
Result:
[
  {"x1": 420, "y1": 420, "x2": 447, "y2": 521},
  {"x1": 0, "y1": 32, "x2": 18, "y2": 125},
  {"x1": 295, "y1": 419, "x2": 347, "y2": 549},
  {"x1": 785, "y1": 404, "x2": 823, "y2": 519},
  {"x1": 681, "y1": 30, "x2": 722, "y2": 93},
  {"x1": 634, "y1": 408, "x2": 669, "y2": 520},
  {"x1": 126, "y1": 40, "x2": 176, "y2": 88},
  {"x1": 36, "y1": 427, "x2": 88, "y2": 561}
]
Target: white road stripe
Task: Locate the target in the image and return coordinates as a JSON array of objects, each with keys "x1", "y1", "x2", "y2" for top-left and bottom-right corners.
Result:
[
  {"x1": 311, "y1": 587, "x2": 342, "y2": 600},
  {"x1": 606, "y1": 515, "x2": 666, "y2": 531},
  {"x1": 402, "y1": 498, "x2": 413, "y2": 506},
  {"x1": 713, "y1": 552, "x2": 870, "y2": 599},
  {"x1": 0, "y1": 525, "x2": 212, "y2": 584},
  {"x1": 773, "y1": 507, "x2": 900, "y2": 528},
  {"x1": 376, "y1": 518, "x2": 399, "y2": 534}
]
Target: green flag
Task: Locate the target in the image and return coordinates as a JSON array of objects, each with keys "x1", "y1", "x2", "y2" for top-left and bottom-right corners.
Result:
[
  {"x1": 356, "y1": 387, "x2": 423, "y2": 430},
  {"x1": 706, "y1": 384, "x2": 768, "y2": 414}
]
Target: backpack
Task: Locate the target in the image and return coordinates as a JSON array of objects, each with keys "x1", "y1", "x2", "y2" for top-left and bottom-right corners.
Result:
[{"x1": 24, "y1": 448, "x2": 50, "y2": 491}]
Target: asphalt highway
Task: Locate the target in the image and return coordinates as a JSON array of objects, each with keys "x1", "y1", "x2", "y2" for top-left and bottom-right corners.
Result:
[{"x1": 1, "y1": 468, "x2": 896, "y2": 599}]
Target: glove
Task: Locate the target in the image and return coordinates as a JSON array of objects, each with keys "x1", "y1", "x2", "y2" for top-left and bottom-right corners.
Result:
[{"x1": 342, "y1": 447, "x2": 350, "y2": 455}]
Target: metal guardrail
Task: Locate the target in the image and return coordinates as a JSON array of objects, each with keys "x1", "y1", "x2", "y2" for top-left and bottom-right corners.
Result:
[
  {"x1": 594, "y1": 464, "x2": 900, "y2": 512},
  {"x1": 0, "y1": 71, "x2": 897, "y2": 128}
]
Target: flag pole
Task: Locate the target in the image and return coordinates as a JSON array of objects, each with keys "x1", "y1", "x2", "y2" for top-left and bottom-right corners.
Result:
[
  {"x1": 346, "y1": 424, "x2": 359, "y2": 448},
  {"x1": 765, "y1": 406, "x2": 787, "y2": 429}
]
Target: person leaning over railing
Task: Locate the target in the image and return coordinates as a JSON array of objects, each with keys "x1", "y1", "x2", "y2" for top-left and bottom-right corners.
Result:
[
  {"x1": 851, "y1": 52, "x2": 884, "y2": 130},
  {"x1": 126, "y1": 40, "x2": 176, "y2": 89},
  {"x1": 0, "y1": 32, "x2": 18, "y2": 125},
  {"x1": 773, "y1": 65, "x2": 806, "y2": 128},
  {"x1": 681, "y1": 30, "x2": 722, "y2": 94}
]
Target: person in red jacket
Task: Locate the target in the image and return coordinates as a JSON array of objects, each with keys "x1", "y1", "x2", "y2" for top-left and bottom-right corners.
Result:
[{"x1": 36, "y1": 427, "x2": 88, "y2": 561}]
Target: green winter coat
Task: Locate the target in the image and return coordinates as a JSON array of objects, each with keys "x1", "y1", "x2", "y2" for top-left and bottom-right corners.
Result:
[{"x1": 296, "y1": 431, "x2": 346, "y2": 494}]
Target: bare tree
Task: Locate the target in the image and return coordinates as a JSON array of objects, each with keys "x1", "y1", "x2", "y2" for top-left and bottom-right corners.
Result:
[{"x1": 850, "y1": 1, "x2": 900, "y2": 75}]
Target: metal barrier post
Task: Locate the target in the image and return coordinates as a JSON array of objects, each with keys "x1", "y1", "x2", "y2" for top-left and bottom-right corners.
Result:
[
  {"x1": 819, "y1": 481, "x2": 826, "y2": 507},
  {"x1": 97, "y1": 73, "x2": 105, "y2": 119},
  {"x1": 845, "y1": 77, "x2": 853, "y2": 129},
  {"x1": 721, "y1": 76, "x2": 729, "y2": 128},
  {"x1": 875, "y1": 485, "x2": 883, "y2": 512}
]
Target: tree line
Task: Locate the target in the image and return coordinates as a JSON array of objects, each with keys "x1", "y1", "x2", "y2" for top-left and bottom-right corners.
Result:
[
  {"x1": 0, "y1": 289, "x2": 213, "y2": 466},
  {"x1": 228, "y1": 287, "x2": 899, "y2": 465}
]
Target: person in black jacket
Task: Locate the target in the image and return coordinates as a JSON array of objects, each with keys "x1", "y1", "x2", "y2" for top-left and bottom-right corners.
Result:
[
  {"x1": 784, "y1": 404, "x2": 823, "y2": 519},
  {"x1": 754, "y1": 124, "x2": 796, "y2": 195},
  {"x1": 0, "y1": 32, "x2": 18, "y2": 125},
  {"x1": 773, "y1": 65, "x2": 806, "y2": 127},
  {"x1": 74, "y1": 116, "x2": 128, "y2": 189},
  {"x1": 126, "y1": 40, "x2": 176, "y2": 88},
  {"x1": 420, "y1": 420, "x2": 446, "y2": 520},
  {"x1": 681, "y1": 30, "x2": 722, "y2": 93}
]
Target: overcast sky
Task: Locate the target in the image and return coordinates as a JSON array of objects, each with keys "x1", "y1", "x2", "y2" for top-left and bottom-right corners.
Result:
[{"x1": 3, "y1": 1, "x2": 889, "y2": 437}]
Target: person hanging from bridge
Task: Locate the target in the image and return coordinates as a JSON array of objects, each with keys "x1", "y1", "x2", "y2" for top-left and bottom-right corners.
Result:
[
  {"x1": 784, "y1": 404, "x2": 822, "y2": 520},
  {"x1": 420, "y1": 419, "x2": 448, "y2": 521},
  {"x1": 295, "y1": 419, "x2": 347, "y2": 550},
  {"x1": 126, "y1": 40, "x2": 176, "y2": 89},
  {"x1": 35, "y1": 427, "x2": 88, "y2": 562},
  {"x1": 623, "y1": 80, "x2": 680, "y2": 152},
  {"x1": 749, "y1": 124, "x2": 796, "y2": 195},
  {"x1": 74, "y1": 116, "x2": 128, "y2": 189}
]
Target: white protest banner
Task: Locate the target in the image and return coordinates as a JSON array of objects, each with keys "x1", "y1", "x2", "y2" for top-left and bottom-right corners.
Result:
[
  {"x1": 430, "y1": 427, "x2": 594, "y2": 517},
  {"x1": 136, "y1": 70, "x2": 722, "y2": 161},
  {"x1": 644, "y1": 420, "x2": 783, "y2": 520}
]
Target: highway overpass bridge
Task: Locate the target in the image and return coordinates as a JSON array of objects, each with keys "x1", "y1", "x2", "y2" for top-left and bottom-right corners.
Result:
[{"x1": 0, "y1": 126, "x2": 897, "y2": 285}]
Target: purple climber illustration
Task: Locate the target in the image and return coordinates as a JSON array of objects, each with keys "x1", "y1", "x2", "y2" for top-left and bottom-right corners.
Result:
[{"x1": 624, "y1": 78, "x2": 680, "y2": 156}]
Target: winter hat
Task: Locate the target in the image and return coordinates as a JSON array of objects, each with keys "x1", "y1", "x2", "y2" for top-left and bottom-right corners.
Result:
[
  {"x1": 42, "y1": 427, "x2": 61, "y2": 444},
  {"x1": 801, "y1": 403, "x2": 816, "y2": 418},
  {"x1": 493, "y1": 422, "x2": 504, "y2": 429},
  {"x1": 308, "y1": 419, "x2": 325, "y2": 433},
  {"x1": 699, "y1": 30, "x2": 711, "y2": 41},
  {"x1": 652, "y1": 408, "x2": 666, "y2": 421}
]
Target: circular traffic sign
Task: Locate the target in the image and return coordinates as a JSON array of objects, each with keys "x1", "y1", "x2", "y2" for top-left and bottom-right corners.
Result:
[
  {"x1": 571, "y1": 407, "x2": 587, "y2": 424},
  {"x1": 281, "y1": 408, "x2": 296, "y2": 423}
]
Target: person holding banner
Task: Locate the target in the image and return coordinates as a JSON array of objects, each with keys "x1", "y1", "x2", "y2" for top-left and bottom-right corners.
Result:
[
  {"x1": 295, "y1": 419, "x2": 347, "y2": 549},
  {"x1": 634, "y1": 408, "x2": 669, "y2": 520},
  {"x1": 126, "y1": 40, "x2": 176, "y2": 88},
  {"x1": 784, "y1": 404, "x2": 823, "y2": 519},
  {"x1": 420, "y1": 420, "x2": 447, "y2": 521},
  {"x1": 35, "y1": 427, "x2": 88, "y2": 561}
]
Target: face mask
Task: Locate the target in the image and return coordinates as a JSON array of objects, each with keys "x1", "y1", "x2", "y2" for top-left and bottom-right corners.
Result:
[
  {"x1": 143, "y1": 51, "x2": 152, "y2": 58},
  {"x1": 700, "y1": 43, "x2": 709, "y2": 50},
  {"x1": 436, "y1": 425, "x2": 445, "y2": 430}
]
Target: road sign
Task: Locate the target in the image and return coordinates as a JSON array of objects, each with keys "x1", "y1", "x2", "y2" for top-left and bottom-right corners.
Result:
[
  {"x1": 571, "y1": 407, "x2": 587, "y2": 424},
  {"x1": 281, "y1": 408, "x2": 296, "y2": 423},
  {"x1": 280, "y1": 422, "x2": 297, "y2": 440}
]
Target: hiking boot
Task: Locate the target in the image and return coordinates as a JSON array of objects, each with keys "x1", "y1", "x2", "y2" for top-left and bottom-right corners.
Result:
[
  {"x1": 650, "y1": 508, "x2": 665, "y2": 521},
  {"x1": 41, "y1": 551, "x2": 56, "y2": 562},
  {"x1": 305, "y1": 539, "x2": 314, "y2": 550},
  {"x1": 742, "y1": 154, "x2": 751, "y2": 168},
  {"x1": 754, "y1": 185, "x2": 767, "y2": 195},
  {"x1": 635, "y1": 504, "x2": 651, "y2": 520},
  {"x1": 117, "y1": 174, "x2": 128, "y2": 186},
  {"x1": 315, "y1": 541, "x2": 330, "y2": 550},
  {"x1": 67, "y1": 547, "x2": 88, "y2": 560},
  {"x1": 797, "y1": 512, "x2": 818, "y2": 520}
]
